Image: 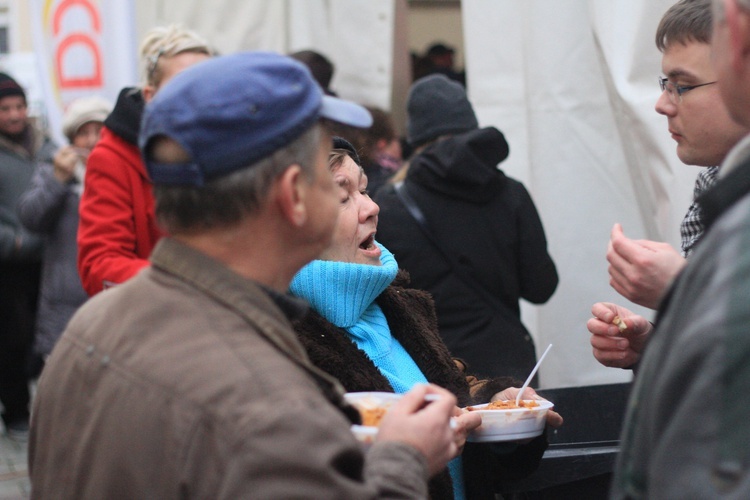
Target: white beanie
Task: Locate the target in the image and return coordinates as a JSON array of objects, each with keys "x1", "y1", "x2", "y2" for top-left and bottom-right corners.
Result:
[{"x1": 61, "y1": 96, "x2": 113, "y2": 142}]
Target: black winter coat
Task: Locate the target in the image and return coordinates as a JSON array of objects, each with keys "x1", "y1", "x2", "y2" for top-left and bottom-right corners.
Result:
[
  {"x1": 292, "y1": 271, "x2": 547, "y2": 500},
  {"x1": 374, "y1": 127, "x2": 558, "y2": 381}
]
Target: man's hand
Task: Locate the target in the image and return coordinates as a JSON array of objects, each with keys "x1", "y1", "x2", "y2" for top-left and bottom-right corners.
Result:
[
  {"x1": 587, "y1": 302, "x2": 653, "y2": 368},
  {"x1": 607, "y1": 223, "x2": 686, "y2": 309},
  {"x1": 377, "y1": 384, "x2": 462, "y2": 477}
]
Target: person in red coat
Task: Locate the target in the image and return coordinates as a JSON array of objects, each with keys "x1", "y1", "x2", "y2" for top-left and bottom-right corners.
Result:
[{"x1": 77, "y1": 25, "x2": 212, "y2": 295}]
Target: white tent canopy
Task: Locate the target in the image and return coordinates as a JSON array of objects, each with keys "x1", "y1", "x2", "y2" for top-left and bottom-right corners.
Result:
[
  {"x1": 136, "y1": 0, "x2": 409, "y2": 113},
  {"x1": 133, "y1": 0, "x2": 691, "y2": 387},
  {"x1": 462, "y1": 0, "x2": 692, "y2": 386}
]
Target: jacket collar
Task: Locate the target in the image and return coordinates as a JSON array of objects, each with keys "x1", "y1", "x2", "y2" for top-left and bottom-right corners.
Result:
[
  {"x1": 150, "y1": 237, "x2": 349, "y2": 399},
  {"x1": 698, "y1": 154, "x2": 750, "y2": 231},
  {"x1": 658, "y1": 148, "x2": 750, "y2": 327},
  {"x1": 104, "y1": 87, "x2": 144, "y2": 145}
]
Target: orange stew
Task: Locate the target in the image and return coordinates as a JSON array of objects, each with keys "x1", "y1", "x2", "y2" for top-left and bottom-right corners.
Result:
[
  {"x1": 466, "y1": 400, "x2": 540, "y2": 411},
  {"x1": 359, "y1": 407, "x2": 387, "y2": 427}
]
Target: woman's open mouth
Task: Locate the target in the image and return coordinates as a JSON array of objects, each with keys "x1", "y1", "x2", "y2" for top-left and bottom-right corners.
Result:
[
  {"x1": 359, "y1": 234, "x2": 376, "y2": 250},
  {"x1": 358, "y1": 234, "x2": 381, "y2": 262}
]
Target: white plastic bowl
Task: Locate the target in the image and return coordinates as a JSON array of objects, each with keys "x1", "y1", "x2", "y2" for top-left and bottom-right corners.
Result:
[
  {"x1": 465, "y1": 399, "x2": 554, "y2": 442},
  {"x1": 344, "y1": 392, "x2": 403, "y2": 448}
]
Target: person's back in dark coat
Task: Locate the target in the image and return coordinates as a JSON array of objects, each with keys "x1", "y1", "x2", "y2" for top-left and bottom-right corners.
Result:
[{"x1": 375, "y1": 75, "x2": 558, "y2": 380}]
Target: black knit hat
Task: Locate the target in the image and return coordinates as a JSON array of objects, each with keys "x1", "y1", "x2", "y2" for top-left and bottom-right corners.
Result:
[
  {"x1": 406, "y1": 74, "x2": 478, "y2": 148},
  {"x1": 0, "y1": 73, "x2": 26, "y2": 101},
  {"x1": 332, "y1": 136, "x2": 362, "y2": 166}
]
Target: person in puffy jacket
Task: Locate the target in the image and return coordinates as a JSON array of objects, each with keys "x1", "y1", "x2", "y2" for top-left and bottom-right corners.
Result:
[{"x1": 18, "y1": 95, "x2": 111, "y2": 359}]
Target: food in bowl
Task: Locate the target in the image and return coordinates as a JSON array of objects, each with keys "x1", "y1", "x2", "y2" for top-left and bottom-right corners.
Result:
[
  {"x1": 466, "y1": 399, "x2": 539, "y2": 411},
  {"x1": 344, "y1": 392, "x2": 402, "y2": 424},
  {"x1": 359, "y1": 406, "x2": 387, "y2": 427},
  {"x1": 343, "y1": 392, "x2": 403, "y2": 448},
  {"x1": 465, "y1": 398, "x2": 554, "y2": 442}
]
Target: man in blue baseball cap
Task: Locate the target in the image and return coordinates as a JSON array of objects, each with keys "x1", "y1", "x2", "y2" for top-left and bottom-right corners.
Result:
[{"x1": 29, "y1": 52, "x2": 460, "y2": 498}]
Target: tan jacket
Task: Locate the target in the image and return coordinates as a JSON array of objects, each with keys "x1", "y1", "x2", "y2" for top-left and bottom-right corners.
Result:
[{"x1": 29, "y1": 238, "x2": 428, "y2": 499}]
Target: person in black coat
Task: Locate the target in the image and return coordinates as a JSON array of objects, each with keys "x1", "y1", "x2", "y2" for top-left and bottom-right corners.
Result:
[{"x1": 375, "y1": 74, "x2": 559, "y2": 381}]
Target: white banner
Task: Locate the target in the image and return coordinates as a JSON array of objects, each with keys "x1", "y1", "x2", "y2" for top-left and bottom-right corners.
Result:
[{"x1": 29, "y1": 0, "x2": 138, "y2": 145}]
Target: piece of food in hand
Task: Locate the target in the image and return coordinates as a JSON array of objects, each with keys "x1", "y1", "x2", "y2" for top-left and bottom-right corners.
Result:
[{"x1": 612, "y1": 315, "x2": 627, "y2": 332}]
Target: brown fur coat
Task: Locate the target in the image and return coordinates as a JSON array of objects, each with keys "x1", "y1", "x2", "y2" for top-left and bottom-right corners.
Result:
[{"x1": 292, "y1": 271, "x2": 547, "y2": 500}]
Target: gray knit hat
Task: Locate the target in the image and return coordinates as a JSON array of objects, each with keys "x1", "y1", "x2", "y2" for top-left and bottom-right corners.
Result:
[
  {"x1": 61, "y1": 96, "x2": 112, "y2": 142},
  {"x1": 406, "y1": 74, "x2": 478, "y2": 148}
]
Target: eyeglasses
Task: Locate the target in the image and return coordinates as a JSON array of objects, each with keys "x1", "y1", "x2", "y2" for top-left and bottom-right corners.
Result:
[{"x1": 658, "y1": 77, "x2": 717, "y2": 104}]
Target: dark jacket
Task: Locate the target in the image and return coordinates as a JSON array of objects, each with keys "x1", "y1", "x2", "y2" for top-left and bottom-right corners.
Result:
[
  {"x1": 293, "y1": 270, "x2": 547, "y2": 500},
  {"x1": 0, "y1": 122, "x2": 56, "y2": 260},
  {"x1": 375, "y1": 127, "x2": 558, "y2": 380},
  {"x1": 363, "y1": 160, "x2": 393, "y2": 198},
  {"x1": 611, "y1": 148, "x2": 750, "y2": 498}
]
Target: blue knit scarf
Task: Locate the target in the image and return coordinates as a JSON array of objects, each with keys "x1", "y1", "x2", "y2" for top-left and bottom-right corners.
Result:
[
  {"x1": 289, "y1": 242, "x2": 465, "y2": 499},
  {"x1": 290, "y1": 243, "x2": 428, "y2": 393}
]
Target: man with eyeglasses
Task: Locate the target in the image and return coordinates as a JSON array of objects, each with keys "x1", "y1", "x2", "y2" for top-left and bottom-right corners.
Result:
[
  {"x1": 587, "y1": 0, "x2": 749, "y2": 370},
  {"x1": 610, "y1": 0, "x2": 750, "y2": 496}
]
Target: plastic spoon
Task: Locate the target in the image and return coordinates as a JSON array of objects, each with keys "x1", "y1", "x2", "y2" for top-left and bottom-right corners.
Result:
[{"x1": 516, "y1": 344, "x2": 553, "y2": 406}]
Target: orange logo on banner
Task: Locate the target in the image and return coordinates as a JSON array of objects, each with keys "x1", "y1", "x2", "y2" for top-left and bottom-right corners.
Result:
[{"x1": 52, "y1": 0, "x2": 102, "y2": 89}]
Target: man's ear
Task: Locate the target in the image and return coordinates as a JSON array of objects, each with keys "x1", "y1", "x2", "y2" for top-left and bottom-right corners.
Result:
[
  {"x1": 276, "y1": 164, "x2": 308, "y2": 227},
  {"x1": 726, "y1": 0, "x2": 750, "y2": 69},
  {"x1": 142, "y1": 85, "x2": 157, "y2": 104}
]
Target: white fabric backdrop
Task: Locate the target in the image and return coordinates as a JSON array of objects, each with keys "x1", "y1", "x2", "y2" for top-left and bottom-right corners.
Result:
[
  {"x1": 132, "y1": 0, "x2": 699, "y2": 388},
  {"x1": 463, "y1": 0, "x2": 697, "y2": 387},
  {"x1": 135, "y1": 0, "x2": 405, "y2": 112}
]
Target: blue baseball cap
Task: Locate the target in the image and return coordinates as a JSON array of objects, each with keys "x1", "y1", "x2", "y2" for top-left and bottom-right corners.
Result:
[{"x1": 140, "y1": 51, "x2": 372, "y2": 186}]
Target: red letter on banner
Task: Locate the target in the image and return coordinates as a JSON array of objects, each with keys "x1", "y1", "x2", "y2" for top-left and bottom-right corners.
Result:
[{"x1": 53, "y1": 0, "x2": 103, "y2": 89}]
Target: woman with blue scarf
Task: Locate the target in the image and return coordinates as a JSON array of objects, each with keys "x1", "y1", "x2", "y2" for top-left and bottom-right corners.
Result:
[{"x1": 290, "y1": 139, "x2": 562, "y2": 500}]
